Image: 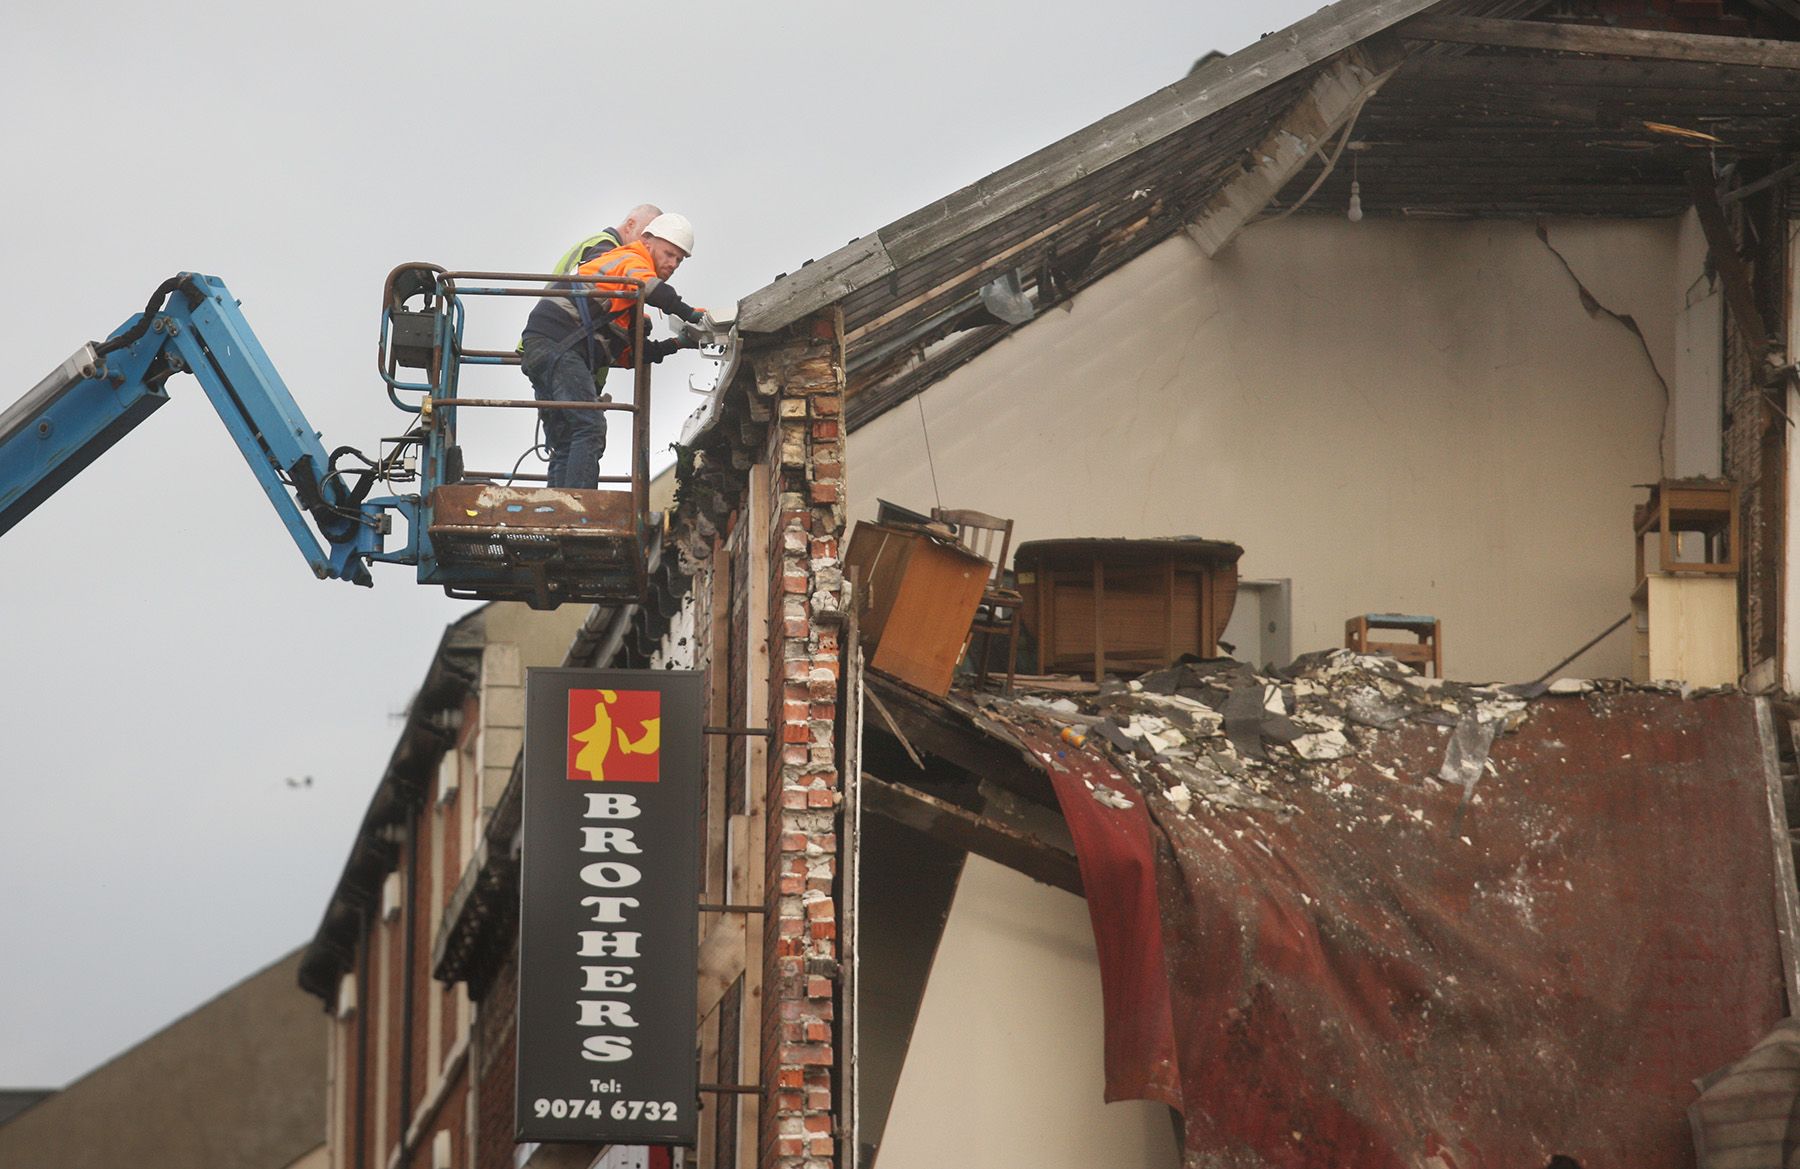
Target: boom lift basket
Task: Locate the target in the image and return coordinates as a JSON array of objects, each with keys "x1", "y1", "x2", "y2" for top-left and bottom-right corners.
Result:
[{"x1": 378, "y1": 263, "x2": 657, "y2": 608}]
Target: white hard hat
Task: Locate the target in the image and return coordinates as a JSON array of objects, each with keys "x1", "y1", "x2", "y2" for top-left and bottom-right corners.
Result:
[{"x1": 642, "y1": 212, "x2": 694, "y2": 257}]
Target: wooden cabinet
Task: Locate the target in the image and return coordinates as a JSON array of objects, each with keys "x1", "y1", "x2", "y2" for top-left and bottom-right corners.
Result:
[
  {"x1": 1015, "y1": 538, "x2": 1243, "y2": 679},
  {"x1": 844, "y1": 522, "x2": 990, "y2": 695},
  {"x1": 1629, "y1": 478, "x2": 1739, "y2": 687}
]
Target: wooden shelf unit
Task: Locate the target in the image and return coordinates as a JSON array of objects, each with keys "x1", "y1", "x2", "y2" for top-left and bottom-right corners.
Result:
[{"x1": 1629, "y1": 478, "x2": 1740, "y2": 688}]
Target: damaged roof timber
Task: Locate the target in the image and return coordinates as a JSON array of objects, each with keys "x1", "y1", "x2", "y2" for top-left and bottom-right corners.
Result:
[{"x1": 701, "y1": 0, "x2": 1800, "y2": 448}]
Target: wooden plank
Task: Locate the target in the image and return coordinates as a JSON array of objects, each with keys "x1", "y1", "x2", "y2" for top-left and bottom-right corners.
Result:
[
  {"x1": 1757, "y1": 699, "x2": 1800, "y2": 1011},
  {"x1": 1688, "y1": 162, "x2": 1774, "y2": 370},
  {"x1": 1399, "y1": 52, "x2": 1800, "y2": 91},
  {"x1": 696, "y1": 998, "x2": 720, "y2": 1169},
  {"x1": 863, "y1": 773, "x2": 1083, "y2": 895},
  {"x1": 740, "y1": 466, "x2": 769, "y2": 1168},
  {"x1": 697, "y1": 912, "x2": 747, "y2": 1021},
  {"x1": 707, "y1": 544, "x2": 732, "y2": 902},
  {"x1": 740, "y1": 0, "x2": 1445, "y2": 333},
  {"x1": 863, "y1": 672, "x2": 1059, "y2": 807},
  {"x1": 839, "y1": 590, "x2": 864, "y2": 1169},
  {"x1": 1189, "y1": 48, "x2": 1402, "y2": 256},
  {"x1": 1401, "y1": 14, "x2": 1800, "y2": 71},
  {"x1": 843, "y1": 197, "x2": 1105, "y2": 344}
]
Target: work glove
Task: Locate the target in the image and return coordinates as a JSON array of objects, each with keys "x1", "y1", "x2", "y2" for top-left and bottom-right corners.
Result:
[{"x1": 644, "y1": 337, "x2": 700, "y2": 364}]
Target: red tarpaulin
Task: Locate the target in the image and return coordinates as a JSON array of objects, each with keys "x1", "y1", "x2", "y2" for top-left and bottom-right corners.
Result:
[{"x1": 1003, "y1": 686, "x2": 1787, "y2": 1168}]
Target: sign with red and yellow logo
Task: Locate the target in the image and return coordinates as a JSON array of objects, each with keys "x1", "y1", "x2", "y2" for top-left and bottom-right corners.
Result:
[
  {"x1": 520, "y1": 668, "x2": 701, "y2": 1147},
  {"x1": 566, "y1": 689, "x2": 662, "y2": 782}
]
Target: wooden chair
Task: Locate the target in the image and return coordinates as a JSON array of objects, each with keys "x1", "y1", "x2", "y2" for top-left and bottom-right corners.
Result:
[
  {"x1": 931, "y1": 507, "x2": 1021, "y2": 693},
  {"x1": 1345, "y1": 613, "x2": 1442, "y2": 677}
]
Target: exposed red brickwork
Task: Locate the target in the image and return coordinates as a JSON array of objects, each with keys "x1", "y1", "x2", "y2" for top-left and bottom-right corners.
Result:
[
  {"x1": 409, "y1": 832, "x2": 432, "y2": 1135},
  {"x1": 474, "y1": 951, "x2": 519, "y2": 1169},
  {"x1": 1719, "y1": 189, "x2": 1790, "y2": 672},
  {"x1": 332, "y1": 702, "x2": 488, "y2": 1169},
  {"x1": 353, "y1": 943, "x2": 373, "y2": 1169},
  {"x1": 401, "y1": 1079, "x2": 467, "y2": 1169},
  {"x1": 387, "y1": 898, "x2": 407, "y2": 1158},
  {"x1": 758, "y1": 315, "x2": 846, "y2": 1169}
]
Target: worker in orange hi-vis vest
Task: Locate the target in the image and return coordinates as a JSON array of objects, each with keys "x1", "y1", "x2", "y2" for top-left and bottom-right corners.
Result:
[{"x1": 520, "y1": 212, "x2": 714, "y2": 489}]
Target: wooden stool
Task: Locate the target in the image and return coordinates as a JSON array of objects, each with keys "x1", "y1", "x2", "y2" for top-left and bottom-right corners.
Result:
[{"x1": 1345, "y1": 613, "x2": 1442, "y2": 677}]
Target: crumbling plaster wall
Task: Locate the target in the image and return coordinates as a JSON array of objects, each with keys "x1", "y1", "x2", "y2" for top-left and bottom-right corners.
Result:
[
  {"x1": 876, "y1": 857, "x2": 1180, "y2": 1168},
  {"x1": 851, "y1": 217, "x2": 1682, "y2": 682}
]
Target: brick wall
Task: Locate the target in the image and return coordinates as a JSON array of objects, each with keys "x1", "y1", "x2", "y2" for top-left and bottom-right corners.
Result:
[
  {"x1": 757, "y1": 314, "x2": 847, "y2": 1169},
  {"x1": 1720, "y1": 187, "x2": 1790, "y2": 672},
  {"x1": 473, "y1": 950, "x2": 519, "y2": 1169}
]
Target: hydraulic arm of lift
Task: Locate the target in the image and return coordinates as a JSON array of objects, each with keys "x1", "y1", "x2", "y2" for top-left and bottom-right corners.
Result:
[
  {"x1": 0, "y1": 273, "x2": 386, "y2": 584},
  {"x1": 0, "y1": 266, "x2": 729, "y2": 605}
]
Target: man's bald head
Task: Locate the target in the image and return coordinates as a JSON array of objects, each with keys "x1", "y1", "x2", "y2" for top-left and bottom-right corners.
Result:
[{"x1": 618, "y1": 204, "x2": 663, "y2": 244}]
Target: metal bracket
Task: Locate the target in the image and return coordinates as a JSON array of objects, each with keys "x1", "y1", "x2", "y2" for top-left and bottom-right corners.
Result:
[
  {"x1": 698, "y1": 902, "x2": 767, "y2": 915},
  {"x1": 704, "y1": 725, "x2": 774, "y2": 739}
]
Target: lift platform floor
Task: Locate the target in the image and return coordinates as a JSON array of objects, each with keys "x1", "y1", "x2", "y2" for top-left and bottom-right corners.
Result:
[{"x1": 426, "y1": 484, "x2": 646, "y2": 608}]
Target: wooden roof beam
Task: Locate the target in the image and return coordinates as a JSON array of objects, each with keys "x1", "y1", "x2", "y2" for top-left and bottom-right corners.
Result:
[
  {"x1": 1187, "y1": 44, "x2": 1404, "y2": 257},
  {"x1": 738, "y1": 0, "x2": 1449, "y2": 333},
  {"x1": 1402, "y1": 14, "x2": 1800, "y2": 70},
  {"x1": 864, "y1": 773, "x2": 1083, "y2": 895}
]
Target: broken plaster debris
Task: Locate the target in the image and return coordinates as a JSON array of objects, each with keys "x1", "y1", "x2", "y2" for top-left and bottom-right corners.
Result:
[{"x1": 974, "y1": 650, "x2": 1722, "y2": 831}]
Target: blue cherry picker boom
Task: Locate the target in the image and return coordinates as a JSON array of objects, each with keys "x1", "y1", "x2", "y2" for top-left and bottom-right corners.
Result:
[{"x1": 0, "y1": 265, "x2": 728, "y2": 607}]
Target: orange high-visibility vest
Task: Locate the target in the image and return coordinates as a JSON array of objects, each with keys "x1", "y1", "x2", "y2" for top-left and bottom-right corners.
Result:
[{"x1": 576, "y1": 240, "x2": 659, "y2": 366}]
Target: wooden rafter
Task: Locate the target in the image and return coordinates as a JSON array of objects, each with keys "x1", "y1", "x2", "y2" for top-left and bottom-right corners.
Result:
[
  {"x1": 1687, "y1": 161, "x2": 1775, "y2": 374},
  {"x1": 1188, "y1": 43, "x2": 1405, "y2": 257},
  {"x1": 863, "y1": 773, "x2": 1082, "y2": 895},
  {"x1": 1402, "y1": 14, "x2": 1800, "y2": 70}
]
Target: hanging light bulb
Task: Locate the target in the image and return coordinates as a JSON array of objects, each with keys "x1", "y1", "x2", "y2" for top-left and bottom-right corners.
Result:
[{"x1": 1347, "y1": 180, "x2": 1363, "y2": 222}]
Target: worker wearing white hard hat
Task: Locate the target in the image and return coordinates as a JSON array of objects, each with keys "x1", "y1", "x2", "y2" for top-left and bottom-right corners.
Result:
[{"x1": 519, "y1": 211, "x2": 710, "y2": 489}]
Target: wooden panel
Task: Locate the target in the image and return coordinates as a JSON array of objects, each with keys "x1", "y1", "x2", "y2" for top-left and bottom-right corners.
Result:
[
  {"x1": 1040, "y1": 565, "x2": 1222, "y2": 674},
  {"x1": 844, "y1": 524, "x2": 915, "y2": 648},
  {"x1": 1644, "y1": 575, "x2": 1740, "y2": 687},
  {"x1": 697, "y1": 913, "x2": 747, "y2": 1022},
  {"x1": 848, "y1": 523, "x2": 988, "y2": 695}
]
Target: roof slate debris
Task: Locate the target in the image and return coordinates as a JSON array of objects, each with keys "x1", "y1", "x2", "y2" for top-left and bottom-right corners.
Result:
[{"x1": 983, "y1": 649, "x2": 1575, "y2": 818}]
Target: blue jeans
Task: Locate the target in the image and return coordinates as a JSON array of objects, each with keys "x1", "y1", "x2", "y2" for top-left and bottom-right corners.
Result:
[{"x1": 522, "y1": 336, "x2": 607, "y2": 489}]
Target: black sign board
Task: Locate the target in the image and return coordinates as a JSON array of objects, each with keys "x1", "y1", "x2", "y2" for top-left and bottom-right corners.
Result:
[{"x1": 517, "y1": 668, "x2": 702, "y2": 1145}]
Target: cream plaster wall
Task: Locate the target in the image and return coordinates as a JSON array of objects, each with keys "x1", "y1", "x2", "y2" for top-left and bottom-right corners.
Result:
[
  {"x1": 876, "y1": 857, "x2": 1179, "y2": 1169},
  {"x1": 850, "y1": 217, "x2": 1682, "y2": 681}
]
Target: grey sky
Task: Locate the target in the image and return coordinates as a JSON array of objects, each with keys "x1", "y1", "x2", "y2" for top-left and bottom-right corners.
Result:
[{"x1": 0, "y1": 0, "x2": 1324, "y2": 1086}]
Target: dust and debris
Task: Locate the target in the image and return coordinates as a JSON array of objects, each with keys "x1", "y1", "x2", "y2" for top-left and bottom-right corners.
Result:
[{"x1": 979, "y1": 650, "x2": 1648, "y2": 826}]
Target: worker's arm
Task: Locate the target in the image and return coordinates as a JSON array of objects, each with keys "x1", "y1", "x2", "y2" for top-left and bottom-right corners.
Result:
[
  {"x1": 641, "y1": 279, "x2": 703, "y2": 325},
  {"x1": 640, "y1": 336, "x2": 699, "y2": 364}
]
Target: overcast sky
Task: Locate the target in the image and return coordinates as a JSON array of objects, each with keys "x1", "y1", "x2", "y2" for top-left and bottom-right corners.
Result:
[{"x1": 0, "y1": 0, "x2": 1325, "y2": 1086}]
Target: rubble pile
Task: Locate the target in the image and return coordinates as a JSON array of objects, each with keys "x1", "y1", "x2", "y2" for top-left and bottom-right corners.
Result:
[{"x1": 975, "y1": 650, "x2": 1706, "y2": 820}]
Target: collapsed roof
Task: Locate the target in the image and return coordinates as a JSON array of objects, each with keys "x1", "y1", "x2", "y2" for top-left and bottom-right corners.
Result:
[
  {"x1": 704, "y1": 0, "x2": 1800, "y2": 444},
  {"x1": 864, "y1": 652, "x2": 1795, "y2": 1165}
]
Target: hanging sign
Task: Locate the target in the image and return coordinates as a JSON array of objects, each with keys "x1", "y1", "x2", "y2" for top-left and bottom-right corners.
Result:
[{"x1": 516, "y1": 668, "x2": 703, "y2": 1145}]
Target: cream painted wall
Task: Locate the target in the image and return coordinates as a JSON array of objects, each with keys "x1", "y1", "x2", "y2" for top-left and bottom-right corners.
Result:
[
  {"x1": 876, "y1": 857, "x2": 1179, "y2": 1169},
  {"x1": 851, "y1": 217, "x2": 1680, "y2": 681}
]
